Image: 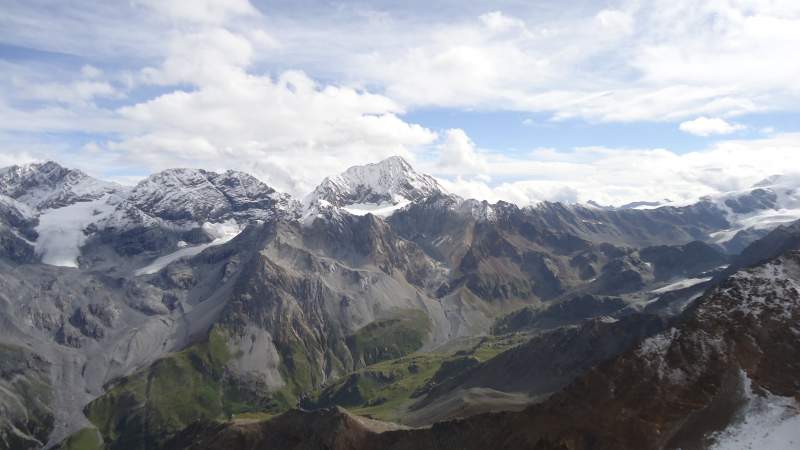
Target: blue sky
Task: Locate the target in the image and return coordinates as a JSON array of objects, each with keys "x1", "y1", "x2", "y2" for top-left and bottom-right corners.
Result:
[{"x1": 2, "y1": 0, "x2": 800, "y2": 205}]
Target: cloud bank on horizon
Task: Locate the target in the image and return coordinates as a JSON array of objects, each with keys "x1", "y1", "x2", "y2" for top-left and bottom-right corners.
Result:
[{"x1": 1, "y1": 0, "x2": 799, "y2": 206}]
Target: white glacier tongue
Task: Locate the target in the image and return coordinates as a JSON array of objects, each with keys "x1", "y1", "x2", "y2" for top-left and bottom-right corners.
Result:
[
  {"x1": 303, "y1": 156, "x2": 445, "y2": 220},
  {"x1": 34, "y1": 194, "x2": 122, "y2": 267}
]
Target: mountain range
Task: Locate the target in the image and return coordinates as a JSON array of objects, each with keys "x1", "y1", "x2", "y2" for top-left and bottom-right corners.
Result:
[{"x1": 1, "y1": 156, "x2": 799, "y2": 450}]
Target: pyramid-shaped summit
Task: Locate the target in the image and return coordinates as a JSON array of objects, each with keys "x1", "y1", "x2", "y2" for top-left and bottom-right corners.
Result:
[{"x1": 305, "y1": 155, "x2": 445, "y2": 209}]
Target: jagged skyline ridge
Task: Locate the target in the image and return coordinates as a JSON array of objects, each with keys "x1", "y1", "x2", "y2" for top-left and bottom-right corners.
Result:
[{"x1": 3, "y1": 1, "x2": 800, "y2": 206}]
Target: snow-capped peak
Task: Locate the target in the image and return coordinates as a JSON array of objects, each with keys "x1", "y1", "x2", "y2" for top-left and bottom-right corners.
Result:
[
  {"x1": 304, "y1": 156, "x2": 445, "y2": 216},
  {"x1": 0, "y1": 161, "x2": 129, "y2": 267},
  {"x1": 111, "y1": 167, "x2": 299, "y2": 228},
  {"x1": 0, "y1": 161, "x2": 124, "y2": 210}
]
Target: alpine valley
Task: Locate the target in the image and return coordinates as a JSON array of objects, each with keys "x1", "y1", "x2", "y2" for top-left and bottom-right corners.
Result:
[{"x1": 2, "y1": 156, "x2": 800, "y2": 450}]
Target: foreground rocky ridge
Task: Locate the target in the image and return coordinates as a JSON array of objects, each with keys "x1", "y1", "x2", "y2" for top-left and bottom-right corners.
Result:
[
  {"x1": 167, "y1": 249, "x2": 800, "y2": 450},
  {"x1": 0, "y1": 157, "x2": 798, "y2": 449}
]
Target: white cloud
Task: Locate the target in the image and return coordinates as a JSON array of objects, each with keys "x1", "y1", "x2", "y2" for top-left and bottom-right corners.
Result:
[
  {"x1": 595, "y1": 9, "x2": 634, "y2": 35},
  {"x1": 81, "y1": 65, "x2": 103, "y2": 79},
  {"x1": 314, "y1": 1, "x2": 800, "y2": 122},
  {"x1": 679, "y1": 117, "x2": 745, "y2": 136},
  {"x1": 138, "y1": 0, "x2": 260, "y2": 25},
  {"x1": 5, "y1": 1, "x2": 800, "y2": 122},
  {"x1": 479, "y1": 11, "x2": 526, "y2": 33},
  {"x1": 436, "y1": 129, "x2": 487, "y2": 174},
  {"x1": 2, "y1": 0, "x2": 800, "y2": 208},
  {"x1": 0, "y1": 3, "x2": 437, "y2": 197},
  {"x1": 140, "y1": 28, "x2": 255, "y2": 86},
  {"x1": 113, "y1": 63, "x2": 436, "y2": 195},
  {"x1": 432, "y1": 133, "x2": 800, "y2": 207}
]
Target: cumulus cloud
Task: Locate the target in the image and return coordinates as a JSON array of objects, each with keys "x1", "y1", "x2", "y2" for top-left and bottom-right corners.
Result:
[
  {"x1": 436, "y1": 129, "x2": 487, "y2": 174},
  {"x1": 0, "y1": 2, "x2": 437, "y2": 196},
  {"x1": 113, "y1": 54, "x2": 437, "y2": 194},
  {"x1": 140, "y1": 28, "x2": 255, "y2": 86},
  {"x1": 333, "y1": 1, "x2": 800, "y2": 122},
  {"x1": 679, "y1": 117, "x2": 745, "y2": 136},
  {"x1": 107, "y1": 20, "x2": 438, "y2": 195},
  {"x1": 431, "y1": 133, "x2": 800, "y2": 207}
]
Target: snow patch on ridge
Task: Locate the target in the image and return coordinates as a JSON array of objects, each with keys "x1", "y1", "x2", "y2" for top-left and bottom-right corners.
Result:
[
  {"x1": 343, "y1": 198, "x2": 412, "y2": 217},
  {"x1": 636, "y1": 328, "x2": 688, "y2": 384},
  {"x1": 708, "y1": 371, "x2": 800, "y2": 449},
  {"x1": 134, "y1": 220, "x2": 243, "y2": 275},
  {"x1": 651, "y1": 277, "x2": 712, "y2": 294}
]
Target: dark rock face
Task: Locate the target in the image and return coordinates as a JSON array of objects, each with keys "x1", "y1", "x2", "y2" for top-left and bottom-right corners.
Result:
[
  {"x1": 492, "y1": 295, "x2": 628, "y2": 334},
  {"x1": 0, "y1": 199, "x2": 37, "y2": 241},
  {"x1": 728, "y1": 219, "x2": 800, "y2": 272},
  {"x1": 0, "y1": 196, "x2": 39, "y2": 263},
  {"x1": 69, "y1": 306, "x2": 107, "y2": 339},
  {"x1": 0, "y1": 230, "x2": 36, "y2": 264},
  {"x1": 520, "y1": 200, "x2": 730, "y2": 248},
  {"x1": 639, "y1": 240, "x2": 728, "y2": 281},
  {"x1": 721, "y1": 227, "x2": 770, "y2": 254},
  {"x1": 723, "y1": 188, "x2": 777, "y2": 214},
  {"x1": 593, "y1": 256, "x2": 648, "y2": 294},
  {"x1": 100, "y1": 226, "x2": 207, "y2": 257}
]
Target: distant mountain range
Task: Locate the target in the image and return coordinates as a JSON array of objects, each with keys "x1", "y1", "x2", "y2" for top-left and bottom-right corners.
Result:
[{"x1": 1, "y1": 157, "x2": 800, "y2": 450}]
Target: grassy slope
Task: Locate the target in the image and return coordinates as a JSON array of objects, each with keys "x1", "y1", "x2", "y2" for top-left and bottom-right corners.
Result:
[
  {"x1": 58, "y1": 427, "x2": 103, "y2": 450},
  {"x1": 82, "y1": 309, "x2": 526, "y2": 448},
  {"x1": 83, "y1": 308, "x2": 434, "y2": 449},
  {"x1": 311, "y1": 333, "x2": 529, "y2": 422},
  {"x1": 84, "y1": 327, "x2": 293, "y2": 450},
  {"x1": 346, "y1": 309, "x2": 432, "y2": 367}
]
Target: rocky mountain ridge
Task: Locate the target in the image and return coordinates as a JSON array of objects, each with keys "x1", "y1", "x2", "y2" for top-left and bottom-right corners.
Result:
[{"x1": 2, "y1": 157, "x2": 800, "y2": 450}]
